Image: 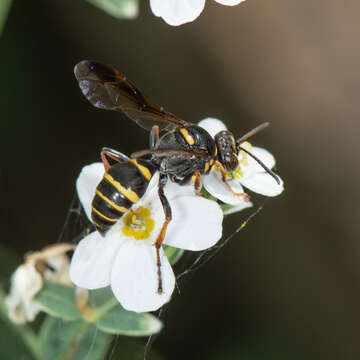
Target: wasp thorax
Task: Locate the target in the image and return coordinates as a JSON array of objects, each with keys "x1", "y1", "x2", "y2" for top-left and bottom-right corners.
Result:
[{"x1": 214, "y1": 130, "x2": 239, "y2": 172}]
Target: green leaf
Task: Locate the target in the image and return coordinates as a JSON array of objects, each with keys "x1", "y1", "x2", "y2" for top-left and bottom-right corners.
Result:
[
  {"x1": 34, "y1": 282, "x2": 81, "y2": 321},
  {"x1": 220, "y1": 203, "x2": 238, "y2": 214},
  {"x1": 88, "y1": 288, "x2": 162, "y2": 336},
  {"x1": 39, "y1": 317, "x2": 83, "y2": 360},
  {"x1": 0, "y1": 290, "x2": 39, "y2": 360},
  {"x1": 39, "y1": 317, "x2": 109, "y2": 360},
  {"x1": 87, "y1": 0, "x2": 139, "y2": 19},
  {"x1": 220, "y1": 203, "x2": 253, "y2": 215},
  {"x1": 88, "y1": 287, "x2": 114, "y2": 308},
  {"x1": 0, "y1": 318, "x2": 37, "y2": 360},
  {"x1": 0, "y1": 0, "x2": 12, "y2": 36},
  {"x1": 70, "y1": 324, "x2": 109, "y2": 360},
  {"x1": 201, "y1": 186, "x2": 218, "y2": 201},
  {"x1": 164, "y1": 245, "x2": 184, "y2": 265},
  {"x1": 96, "y1": 303, "x2": 162, "y2": 336}
]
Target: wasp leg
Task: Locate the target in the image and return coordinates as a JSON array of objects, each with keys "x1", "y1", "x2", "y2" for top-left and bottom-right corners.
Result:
[
  {"x1": 155, "y1": 173, "x2": 172, "y2": 294},
  {"x1": 213, "y1": 161, "x2": 250, "y2": 201},
  {"x1": 191, "y1": 171, "x2": 203, "y2": 197},
  {"x1": 101, "y1": 147, "x2": 130, "y2": 171},
  {"x1": 150, "y1": 125, "x2": 160, "y2": 150}
]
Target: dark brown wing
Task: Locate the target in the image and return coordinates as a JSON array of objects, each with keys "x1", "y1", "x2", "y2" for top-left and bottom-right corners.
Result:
[{"x1": 74, "y1": 60, "x2": 189, "y2": 131}]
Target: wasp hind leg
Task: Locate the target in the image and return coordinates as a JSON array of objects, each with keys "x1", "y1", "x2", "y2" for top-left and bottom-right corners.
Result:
[
  {"x1": 154, "y1": 173, "x2": 172, "y2": 294},
  {"x1": 213, "y1": 161, "x2": 250, "y2": 201},
  {"x1": 101, "y1": 147, "x2": 130, "y2": 171}
]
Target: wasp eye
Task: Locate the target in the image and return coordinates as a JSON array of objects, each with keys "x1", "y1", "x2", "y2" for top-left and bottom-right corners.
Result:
[{"x1": 224, "y1": 153, "x2": 238, "y2": 172}]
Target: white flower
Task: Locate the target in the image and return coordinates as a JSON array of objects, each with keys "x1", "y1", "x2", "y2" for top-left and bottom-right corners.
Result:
[
  {"x1": 70, "y1": 163, "x2": 223, "y2": 313},
  {"x1": 150, "y1": 0, "x2": 246, "y2": 26},
  {"x1": 199, "y1": 118, "x2": 284, "y2": 206},
  {"x1": 5, "y1": 243, "x2": 74, "y2": 324}
]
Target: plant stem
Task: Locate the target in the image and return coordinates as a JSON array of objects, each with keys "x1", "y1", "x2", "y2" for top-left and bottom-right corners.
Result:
[
  {"x1": 58, "y1": 321, "x2": 89, "y2": 360},
  {"x1": 91, "y1": 297, "x2": 118, "y2": 322}
]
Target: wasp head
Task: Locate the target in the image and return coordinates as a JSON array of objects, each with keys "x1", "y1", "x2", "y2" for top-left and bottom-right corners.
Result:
[{"x1": 214, "y1": 130, "x2": 239, "y2": 172}]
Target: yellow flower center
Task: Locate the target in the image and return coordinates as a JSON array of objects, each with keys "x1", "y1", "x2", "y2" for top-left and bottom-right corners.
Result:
[
  {"x1": 225, "y1": 141, "x2": 252, "y2": 180},
  {"x1": 121, "y1": 207, "x2": 155, "y2": 240}
]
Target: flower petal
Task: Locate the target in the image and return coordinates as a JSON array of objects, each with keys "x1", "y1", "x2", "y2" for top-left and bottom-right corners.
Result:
[
  {"x1": 5, "y1": 264, "x2": 43, "y2": 324},
  {"x1": 70, "y1": 230, "x2": 124, "y2": 289},
  {"x1": 215, "y1": 0, "x2": 246, "y2": 5},
  {"x1": 28, "y1": 243, "x2": 75, "y2": 262},
  {"x1": 150, "y1": 0, "x2": 205, "y2": 26},
  {"x1": 110, "y1": 241, "x2": 175, "y2": 312},
  {"x1": 165, "y1": 179, "x2": 195, "y2": 199},
  {"x1": 241, "y1": 172, "x2": 284, "y2": 197},
  {"x1": 221, "y1": 201, "x2": 253, "y2": 215},
  {"x1": 160, "y1": 196, "x2": 223, "y2": 250},
  {"x1": 76, "y1": 162, "x2": 104, "y2": 221},
  {"x1": 136, "y1": 172, "x2": 160, "y2": 208},
  {"x1": 198, "y1": 117, "x2": 227, "y2": 138},
  {"x1": 242, "y1": 146, "x2": 276, "y2": 175},
  {"x1": 203, "y1": 172, "x2": 249, "y2": 205},
  {"x1": 138, "y1": 173, "x2": 196, "y2": 213},
  {"x1": 13, "y1": 265, "x2": 43, "y2": 300},
  {"x1": 5, "y1": 289, "x2": 40, "y2": 324}
]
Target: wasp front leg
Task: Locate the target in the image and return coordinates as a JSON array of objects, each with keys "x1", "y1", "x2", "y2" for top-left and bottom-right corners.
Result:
[
  {"x1": 190, "y1": 171, "x2": 203, "y2": 197},
  {"x1": 101, "y1": 147, "x2": 130, "y2": 172},
  {"x1": 213, "y1": 161, "x2": 250, "y2": 201},
  {"x1": 155, "y1": 173, "x2": 172, "y2": 294}
]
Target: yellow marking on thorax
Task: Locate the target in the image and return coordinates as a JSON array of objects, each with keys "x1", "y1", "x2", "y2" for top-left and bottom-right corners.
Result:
[
  {"x1": 214, "y1": 145, "x2": 218, "y2": 157},
  {"x1": 96, "y1": 190, "x2": 128, "y2": 213},
  {"x1": 92, "y1": 206, "x2": 118, "y2": 222},
  {"x1": 104, "y1": 173, "x2": 140, "y2": 203},
  {"x1": 129, "y1": 159, "x2": 152, "y2": 181},
  {"x1": 180, "y1": 128, "x2": 195, "y2": 145},
  {"x1": 190, "y1": 174, "x2": 196, "y2": 183}
]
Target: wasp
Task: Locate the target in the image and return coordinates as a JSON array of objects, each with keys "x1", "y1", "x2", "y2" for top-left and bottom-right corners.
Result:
[{"x1": 74, "y1": 60, "x2": 279, "y2": 293}]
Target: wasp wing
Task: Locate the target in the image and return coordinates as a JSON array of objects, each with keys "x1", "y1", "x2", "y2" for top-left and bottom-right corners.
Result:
[{"x1": 74, "y1": 60, "x2": 188, "y2": 131}]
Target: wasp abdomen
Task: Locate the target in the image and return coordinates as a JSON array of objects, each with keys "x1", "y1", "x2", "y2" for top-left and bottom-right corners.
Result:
[{"x1": 91, "y1": 160, "x2": 156, "y2": 235}]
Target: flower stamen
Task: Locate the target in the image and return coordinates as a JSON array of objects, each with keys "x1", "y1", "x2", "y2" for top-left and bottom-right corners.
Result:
[{"x1": 122, "y1": 207, "x2": 155, "y2": 240}]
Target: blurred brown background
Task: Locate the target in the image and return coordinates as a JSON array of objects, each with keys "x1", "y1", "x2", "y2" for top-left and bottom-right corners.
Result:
[{"x1": 1, "y1": 0, "x2": 360, "y2": 359}]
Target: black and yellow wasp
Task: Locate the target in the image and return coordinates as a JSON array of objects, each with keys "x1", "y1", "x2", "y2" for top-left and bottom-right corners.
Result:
[{"x1": 74, "y1": 61, "x2": 279, "y2": 293}]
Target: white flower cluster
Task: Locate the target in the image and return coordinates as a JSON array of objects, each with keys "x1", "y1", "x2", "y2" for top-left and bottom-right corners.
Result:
[
  {"x1": 70, "y1": 118, "x2": 283, "y2": 313},
  {"x1": 71, "y1": 167, "x2": 223, "y2": 313},
  {"x1": 150, "y1": 0, "x2": 247, "y2": 26},
  {"x1": 5, "y1": 244, "x2": 74, "y2": 324}
]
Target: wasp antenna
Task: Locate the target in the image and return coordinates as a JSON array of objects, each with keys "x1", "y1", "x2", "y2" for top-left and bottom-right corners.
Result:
[
  {"x1": 237, "y1": 122, "x2": 269, "y2": 144},
  {"x1": 238, "y1": 146, "x2": 280, "y2": 185}
]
